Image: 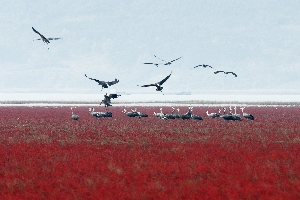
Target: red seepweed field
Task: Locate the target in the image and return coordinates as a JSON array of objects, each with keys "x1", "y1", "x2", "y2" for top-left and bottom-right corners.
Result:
[{"x1": 0, "y1": 105, "x2": 300, "y2": 199}]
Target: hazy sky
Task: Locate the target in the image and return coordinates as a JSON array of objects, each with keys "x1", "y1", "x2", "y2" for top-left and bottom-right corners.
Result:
[{"x1": 1, "y1": 0, "x2": 300, "y2": 95}]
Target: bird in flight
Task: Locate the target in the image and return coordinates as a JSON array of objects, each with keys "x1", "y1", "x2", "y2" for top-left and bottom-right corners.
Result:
[
  {"x1": 214, "y1": 71, "x2": 237, "y2": 77},
  {"x1": 32, "y1": 27, "x2": 61, "y2": 45},
  {"x1": 85, "y1": 74, "x2": 119, "y2": 90},
  {"x1": 192, "y1": 64, "x2": 215, "y2": 69},
  {"x1": 144, "y1": 55, "x2": 182, "y2": 67},
  {"x1": 138, "y1": 72, "x2": 172, "y2": 92}
]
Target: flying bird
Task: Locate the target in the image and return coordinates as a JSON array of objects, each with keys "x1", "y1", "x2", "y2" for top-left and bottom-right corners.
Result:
[
  {"x1": 138, "y1": 72, "x2": 172, "y2": 92},
  {"x1": 32, "y1": 27, "x2": 61, "y2": 45},
  {"x1": 193, "y1": 64, "x2": 215, "y2": 69},
  {"x1": 85, "y1": 74, "x2": 119, "y2": 90},
  {"x1": 214, "y1": 71, "x2": 237, "y2": 77},
  {"x1": 144, "y1": 55, "x2": 182, "y2": 67}
]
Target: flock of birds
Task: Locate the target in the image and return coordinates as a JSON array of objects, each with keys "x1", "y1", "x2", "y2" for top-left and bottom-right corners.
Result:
[
  {"x1": 71, "y1": 106, "x2": 254, "y2": 121},
  {"x1": 31, "y1": 27, "x2": 247, "y2": 122}
]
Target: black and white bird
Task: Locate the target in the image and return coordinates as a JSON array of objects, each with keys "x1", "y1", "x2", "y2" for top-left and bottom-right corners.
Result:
[
  {"x1": 206, "y1": 109, "x2": 221, "y2": 118},
  {"x1": 240, "y1": 107, "x2": 254, "y2": 120},
  {"x1": 171, "y1": 107, "x2": 182, "y2": 119},
  {"x1": 179, "y1": 107, "x2": 193, "y2": 120},
  {"x1": 85, "y1": 74, "x2": 119, "y2": 90},
  {"x1": 232, "y1": 106, "x2": 241, "y2": 120},
  {"x1": 214, "y1": 71, "x2": 237, "y2": 77},
  {"x1": 154, "y1": 108, "x2": 166, "y2": 119},
  {"x1": 144, "y1": 55, "x2": 182, "y2": 67},
  {"x1": 71, "y1": 107, "x2": 79, "y2": 120},
  {"x1": 89, "y1": 108, "x2": 112, "y2": 118},
  {"x1": 138, "y1": 72, "x2": 172, "y2": 92},
  {"x1": 100, "y1": 93, "x2": 121, "y2": 107},
  {"x1": 190, "y1": 107, "x2": 203, "y2": 120},
  {"x1": 219, "y1": 107, "x2": 235, "y2": 121},
  {"x1": 130, "y1": 108, "x2": 148, "y2": 118},
  {"x1": 123, "y1": 109, "x2": 140, "y2": 118},
  {"x1": 32, "y1": 27, "x2": 61, "y2": 46}
]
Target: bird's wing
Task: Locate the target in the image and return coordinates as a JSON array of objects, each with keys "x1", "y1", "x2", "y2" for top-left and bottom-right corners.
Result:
[
  {"x1": 214, "y1": 71, "x2": 225, "y2": 74},
  {"x1": 32, "y1": 27, "x2": 42, "y2": 36},
  {"x1": 168, "y1": 56, "x2": 182, "y2": 63},
  {"x1": 225, "y1": 72, "x2": 237, "y2": 77},
  {"x1": 106, "y1": 78, "x2": 119, "y2": 86},
  {"x1": 144, "y1": 62, "x2": 156, "y2": 65},
  {"x1": 47, "y1": 38, "x2": 62, "y2": 40},
  {"x1": 158, "y1": 72, "x2": 172, "y2": 85},
  {"x1": 193, "y1": 65, "x2": 202, "y2": 68},
  {"x1": 108, "y1": 94, "x2": 120, "y2": 99},
  {"x1": 85, "y1": 74, "x2": 105, "y2": 85},
  {"x1": 139, "y1": 84, "x2": 157, "y2": 87},
  {"x1": 154, "y1": 55, "x2": 167, "y2": 63},
  {"x1": 32, "y1": 27, "x2": 49, "y2": 41}
]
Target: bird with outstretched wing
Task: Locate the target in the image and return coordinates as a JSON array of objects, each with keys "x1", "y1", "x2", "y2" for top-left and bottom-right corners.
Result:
[
  {"x1": 85, "y1": 74, "x2": 119, "y2": 90},
  {"x1": 144, "y1": 55, "x2": 181, "y2": 67},
  {"x1": 100, "y1": 93, "x2": 121, "y2": 107},
  {"x1": 193, "y1": 64, "x2": 215, "y2": 69},
  {"x1": 32, "y1": 27, "x2": 61, "y2": 44},
  {"x1": 214, "y1": 70, "x2": 237, "y2": 77},
  {"x1": 138, "y1": 72, "x2": 172, "y2": 92}
]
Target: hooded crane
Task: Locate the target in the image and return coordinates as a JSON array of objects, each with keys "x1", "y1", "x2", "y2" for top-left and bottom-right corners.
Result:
[
  {"x1": 144, "y1": 55, "x2": 182, "y2": 67},
  {"x1": 32, "y1": 27, "x2": 61, "y2": 47},
  {"x1": 240, "y1": 107, "x2": 254, "y2": 120},
  {"x1": 138, "y1": 72, "x2": 172, "y2": 92},
  {"x1": 100, "y1": 93, "x2": 121, "y2": 107},
  {"x1": 71, "y1": 107, "x2": 79, "y2": 120},
  {"x1": 85, "y1": 74, "x2": 119, "y2": 90}
]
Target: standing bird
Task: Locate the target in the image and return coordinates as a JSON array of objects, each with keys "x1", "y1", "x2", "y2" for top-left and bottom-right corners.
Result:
[
  {"x1": 32, "y1": 27, "x2": 61, "y2": 47},
  {"x1": 85, "y1": 74, "x2": 119, "y2": 90},
  {"x1": 71, "y1": 107, "x2": 79, "y2": 120},
  {"x1": 144, "y1": 55, "x2": 182, "y2": 67},
  {"x1": 138, "y1": 72, "x2": 172, "y2": 92},
  {"x1": 240, "y1": 107, "x2": 254, "y2": 120}
]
